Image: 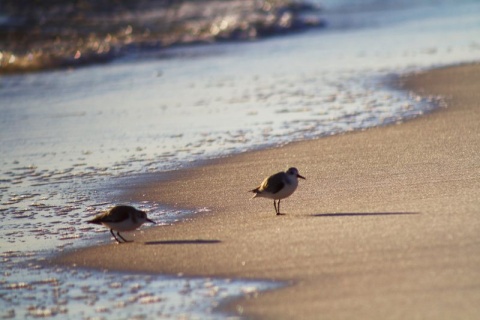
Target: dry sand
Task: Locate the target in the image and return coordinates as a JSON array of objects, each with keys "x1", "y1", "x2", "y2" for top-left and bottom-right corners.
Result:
[{"x1": 56, "y1": 63, "x2": 480, "y2": 319}]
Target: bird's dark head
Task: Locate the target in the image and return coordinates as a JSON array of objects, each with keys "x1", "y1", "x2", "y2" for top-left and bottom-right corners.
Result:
[
  {"x1": 286, "y1": 167, "x2": 306, "y2": 180},
  {"x1": 138, "y1": 210, "x2": 155, "y2": 224}
]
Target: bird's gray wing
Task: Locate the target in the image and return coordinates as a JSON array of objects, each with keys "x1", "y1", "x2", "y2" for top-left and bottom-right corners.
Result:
[
  {"x1": 88, "y1": 207, "x2": 131, "y2": 224},
  {"x1": 260, "y1": 172, "x2": 285, "y2": 194},
  {"x1": 105, "y1": 206, "x2": 132, "y2": 222}
]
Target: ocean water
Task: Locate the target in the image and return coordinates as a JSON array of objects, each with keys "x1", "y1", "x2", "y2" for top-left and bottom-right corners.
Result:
[{"x1": 1, "y1": 0, "x2": 479, "y2": 318}]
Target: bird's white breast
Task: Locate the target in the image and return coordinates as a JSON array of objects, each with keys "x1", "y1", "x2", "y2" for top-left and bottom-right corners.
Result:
[
  {"x1": 274, "y1": 177, "x2": 298, "y2": 199},
  {"x1": 102, "y1": 219, "x2": 143, "y2": 232}
]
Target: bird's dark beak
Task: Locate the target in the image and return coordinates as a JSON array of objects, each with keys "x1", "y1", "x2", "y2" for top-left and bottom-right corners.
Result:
[
  {"x1": 298, "y1": 174, "x2": 306, "y2": 180},
  {"x1": 147, "y1": 218, "x2": 156, "y2": 224}
]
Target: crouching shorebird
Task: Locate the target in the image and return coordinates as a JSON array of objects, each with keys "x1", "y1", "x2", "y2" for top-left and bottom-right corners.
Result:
[
  {"x1": 250, "y1": 167, "x2": 306, "y2": 215},
  {"x1": 87, "y1": 205, "x2": 155, "y2": 243}
]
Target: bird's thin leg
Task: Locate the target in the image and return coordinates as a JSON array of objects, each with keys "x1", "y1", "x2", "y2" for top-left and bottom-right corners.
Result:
[
  {"x1": 110, "y1": 229, "x2": 122, "y2": 243},
  {"x1": 273, "y1": 200, "x2": 278, "y2": 214},
  {"x1": 117, "y1": 231, "x2": 132, "y2": 243},
  {"x1": 277, "y1": 200, "x2": 282, "y2": 215}
]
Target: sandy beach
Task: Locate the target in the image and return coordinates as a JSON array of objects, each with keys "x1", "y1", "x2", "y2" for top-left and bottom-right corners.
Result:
[{"x1": 56, "y1": 63, "x2": 480, "y2": 319}]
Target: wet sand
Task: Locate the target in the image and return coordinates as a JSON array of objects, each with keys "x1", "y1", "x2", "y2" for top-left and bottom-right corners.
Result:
[{"x1": 56, "y1": 63, "x2": 480, "y2": 319}]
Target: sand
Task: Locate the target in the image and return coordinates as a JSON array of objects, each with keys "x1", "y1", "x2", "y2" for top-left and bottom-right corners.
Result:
[{"x1": 56, "y1": 63, "x2": 480, "y2": 319}]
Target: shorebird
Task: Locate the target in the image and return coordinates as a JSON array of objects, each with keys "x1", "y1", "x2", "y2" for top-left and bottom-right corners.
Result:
[
  {"x1": 250, "y1": 167, "x2": 306, "y2": 215},
  {"x1": 87, "y1": 205, "x2": 155, "y2": 243}
]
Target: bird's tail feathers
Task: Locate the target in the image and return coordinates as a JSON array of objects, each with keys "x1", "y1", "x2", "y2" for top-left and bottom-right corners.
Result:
[
  {"x1": 86, "y1": 218, "x2": 102, "y2": 225},
  {"x1": 249, "y1": 188, "x2": 260, "y2": 199}
]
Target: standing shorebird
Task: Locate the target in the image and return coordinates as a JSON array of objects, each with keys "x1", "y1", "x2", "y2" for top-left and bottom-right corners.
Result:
[
  {"x1": 250, "y1": 167, "x2": 306, "y2": 215},
  {"x1": 87, "y1": 205, "x2": 155, "y2": 243}
]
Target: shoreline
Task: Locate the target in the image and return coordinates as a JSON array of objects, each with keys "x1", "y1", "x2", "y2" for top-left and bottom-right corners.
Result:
[{"x1": 55, "y1": 63, "x2": 480, "y2": 319}]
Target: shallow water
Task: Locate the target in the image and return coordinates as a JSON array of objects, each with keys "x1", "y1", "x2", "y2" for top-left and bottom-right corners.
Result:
[
  {"x1": 1, "y1": 0, "x2": 480, "y2": 318},
  {"x1": 1, "y1": 250, "x2": 280, "y2": 319}
]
